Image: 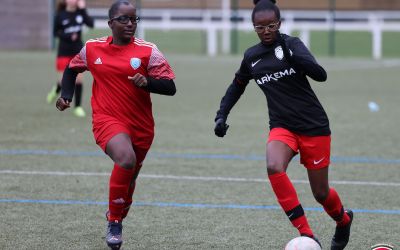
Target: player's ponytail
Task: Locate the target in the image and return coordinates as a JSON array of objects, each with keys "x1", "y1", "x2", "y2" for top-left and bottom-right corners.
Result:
[{"x1": 252, "y1": 0, "x2": 280, "y2": 22}]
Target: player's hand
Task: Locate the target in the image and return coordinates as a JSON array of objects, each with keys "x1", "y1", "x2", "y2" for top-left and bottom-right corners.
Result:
[
  {"x1": 56, "y1": 97, "x2": 71, "y2": 111},
  {"x1": 71, "y1": 33, "x2": 78, "y2": 41},
  {"x1": 214, "y1": 118, "x2": 229, "y2": 137},
  {"x1": 77, "y1": 0, "x2": 86, "y2": 9},
  {"x1": 128, "y1": 73, "x2": 148, "y2": 87}
]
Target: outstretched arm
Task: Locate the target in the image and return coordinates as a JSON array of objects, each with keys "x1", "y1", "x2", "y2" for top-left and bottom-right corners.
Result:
[
  {"x1": 214, "y1": 78, "x2": 248, "y2": 137},
  {"x1": 56, "y1": 66, "x2": 78, "y2": 111},
  {"x1": 214, "y1": 56, "x2": 252, "y2": 137},
  {"x1": 56, "y1": 47, "x2": 88, "y2": 111},
  {"x1": 278, "y1": 33, "x2": 327, "y2": 82},
  {"x1": 215, "y1": 78, "x2": 247, "y2": 122}
]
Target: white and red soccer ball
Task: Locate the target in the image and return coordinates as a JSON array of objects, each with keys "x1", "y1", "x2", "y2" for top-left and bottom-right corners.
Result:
[{"x1": 284, "y1": 236, "x2": 321, "y2": 250}]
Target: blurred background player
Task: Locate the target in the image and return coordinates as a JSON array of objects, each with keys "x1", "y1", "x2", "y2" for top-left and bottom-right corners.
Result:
[
  {"x1": 214, "y1": 0, "x2": 353, "y2": 249},
  {"x1": 47, "y1": 0, "x2": 94, "y2": 117},
  {"x1": 56, "y1": 0, "x2": 176, "y2": 249}
]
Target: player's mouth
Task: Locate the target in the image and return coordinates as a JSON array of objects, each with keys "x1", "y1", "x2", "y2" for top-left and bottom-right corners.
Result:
[
  {"x1": 263, "y1": 36, "x2": 274, "y2": 44},
  {"x1": 124, "y1": 30, "x2": 134, "y2": 36}
]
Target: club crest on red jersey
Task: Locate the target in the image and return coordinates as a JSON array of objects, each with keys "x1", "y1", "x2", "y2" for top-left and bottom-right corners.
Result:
[{"x1": 130, "y1": 58, "x2": 141, "y2": 70}]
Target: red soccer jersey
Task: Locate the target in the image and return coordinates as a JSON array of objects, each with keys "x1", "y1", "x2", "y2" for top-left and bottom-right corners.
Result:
[{"x1": 69, "y1": 36, "x2": 175, "y2": 149}]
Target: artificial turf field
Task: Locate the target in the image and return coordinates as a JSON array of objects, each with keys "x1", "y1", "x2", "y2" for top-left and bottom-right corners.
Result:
[{"x1": 0, "y1": 47, "x2": 399, "y2": 249}]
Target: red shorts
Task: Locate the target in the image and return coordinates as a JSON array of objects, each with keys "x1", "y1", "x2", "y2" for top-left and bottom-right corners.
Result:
[
  {"x1": 267, "y1": 127, "x2": 331, "y2": 169},
  {"x1": 92, "y1": 114, "x2": 154, "y2": 153},
  {"x1": 56, "y1": 56, "x2": 74, "y2": 72}
]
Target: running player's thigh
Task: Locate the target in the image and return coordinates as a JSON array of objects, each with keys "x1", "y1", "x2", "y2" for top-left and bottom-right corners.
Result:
[
  {"x1": 106, "y1": 133, "x2": 135, "y2": 164},
  {"x1": 267, "y1": 140, "x2": 296, "y2": 170},
  {"x1": 267, "y1": 128, "x2": 298, "y2": 170},
  {"x1": 307, "y1": 166, "x2": 329, "y2": 198}
]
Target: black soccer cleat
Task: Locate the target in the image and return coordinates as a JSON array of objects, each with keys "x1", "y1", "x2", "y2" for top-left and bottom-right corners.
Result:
[
  {"x1": 106, "y1": 221, "x2": 123, "y2": 250},
  {"x1": 331, "y1": 210, "x2": 353, "y2": 250},
  {"x1": 301, "y1": 234, "x2": 322, "y2": 248}
]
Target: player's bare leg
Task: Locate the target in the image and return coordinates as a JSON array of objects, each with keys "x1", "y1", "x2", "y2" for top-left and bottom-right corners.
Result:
[{"x1": 308, "y1": 167, "x2": 353, "y2": 250}]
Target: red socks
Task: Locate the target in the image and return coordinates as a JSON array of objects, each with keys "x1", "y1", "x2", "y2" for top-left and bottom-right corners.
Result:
[
  {"x1": 108, "y1": 164, "x2": 134, "y2": 222},
  {"x1": 121, "y1": 181, "x2": 136, "y2": 219},
  {"x1": 268, "y1": 172, "x2": 314, "y2": 237},
  {"x1": 319, "y1": 188, "x2": 350, "y2": 226}
]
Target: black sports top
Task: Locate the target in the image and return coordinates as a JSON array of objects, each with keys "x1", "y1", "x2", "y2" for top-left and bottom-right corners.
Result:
[
  {"x1": 53, "y1": 8, "x2": 94, "y2": 57},
  {"x1": 216, "y1": 34, "x2": 330, "y2": 136}
]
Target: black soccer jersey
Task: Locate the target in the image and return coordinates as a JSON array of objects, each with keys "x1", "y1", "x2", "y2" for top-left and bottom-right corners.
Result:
[
  {"x1": 220, "y1": 34, "x2": 330, "y2": 136},
  {"x1": 53, "y1": 8, "x2": 94, "y2": 57}
]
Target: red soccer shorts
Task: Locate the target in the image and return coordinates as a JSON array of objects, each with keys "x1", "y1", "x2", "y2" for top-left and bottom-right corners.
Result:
[
  {"x1": 56, "y1": 56, "x2": 74, "y2": 72},
  {"x1": 92, "y1": 114, "x2": 153, "y2": 153},
  {"x1": 267, "y1": 127, "x2": 331, "y2": 169}
]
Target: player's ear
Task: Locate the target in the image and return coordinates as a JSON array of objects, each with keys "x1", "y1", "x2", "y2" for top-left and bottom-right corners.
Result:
[{"x1": 108, "y1": 20, "x2": 113, "y2": 29}]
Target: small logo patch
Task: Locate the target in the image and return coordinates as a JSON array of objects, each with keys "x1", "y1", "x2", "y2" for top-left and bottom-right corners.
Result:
[
  {"x1": 76, "y1": 15, "x2": 83, "y2": 24},
  {"x1": 275, "y1": 46, "x2": 284, "y2": 60},
  {"x1": 130, "y1": 58, "x2": 141, "y2": 70},
  {"x1": 94, "y1": 57, "x2": 102, "y2": 65},
  {"x1": 313, "y1": 158, "x2": 325, "y2": 165},
  {"x1": 251, "y1": 59, "x2": 262, "y2": 67},
  {"x1": 112, "y1": 198, "x2": 125, "y2": 204}
]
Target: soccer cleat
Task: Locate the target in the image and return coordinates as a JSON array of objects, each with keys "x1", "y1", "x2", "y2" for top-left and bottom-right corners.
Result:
[
  {"x1": 46, "y1": 86, "x2": 58, "y2": 104},
  {"x1": 106, "y1": 221, "x2": 123, "y2": 250},
  {"x1": 301, "y1": 234, "x2": 322, "y2": 248},
  {"x1": 73, "y1": 106, "x2": 86, "y2": 117},
  {"x1": 331, "y1": 210, "x2": 353, "y2": 250}
]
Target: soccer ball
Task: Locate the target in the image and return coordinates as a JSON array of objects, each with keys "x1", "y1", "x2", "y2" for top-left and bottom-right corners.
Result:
[{"x1": 284, "y1": 236, "x2": 321, "y2": 250}]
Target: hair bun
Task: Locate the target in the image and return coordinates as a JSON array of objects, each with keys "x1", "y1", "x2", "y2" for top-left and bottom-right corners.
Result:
[{"x1": 253, "y1": 0, "x2": 276, "y2": 5}]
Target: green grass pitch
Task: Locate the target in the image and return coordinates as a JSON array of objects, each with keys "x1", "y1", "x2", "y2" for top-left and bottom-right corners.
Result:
[{"x1": 0, "y1": 40, "x2": 399, "y2": 249}]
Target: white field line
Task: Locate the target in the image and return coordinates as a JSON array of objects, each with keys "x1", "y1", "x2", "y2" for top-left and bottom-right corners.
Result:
[{"x1": 0, "y1": 170, "x2": 399, "y2": 187}]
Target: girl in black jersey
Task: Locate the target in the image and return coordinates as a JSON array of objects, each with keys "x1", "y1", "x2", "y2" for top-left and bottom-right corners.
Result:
[
  {"x1": 47, "y1": 0, "x2": 94, "y2": 118},
  {"x1": 214, "y1": 1, "x2": 352, "y2": 249}
]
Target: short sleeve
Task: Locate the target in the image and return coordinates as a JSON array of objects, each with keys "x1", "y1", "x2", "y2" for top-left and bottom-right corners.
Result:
[
  {"x1": 147, "y1": 46, "x2": 175, "y2": 80},
  {"x1": 69, "y1": 46, "x2": 88, "y2": 73}
]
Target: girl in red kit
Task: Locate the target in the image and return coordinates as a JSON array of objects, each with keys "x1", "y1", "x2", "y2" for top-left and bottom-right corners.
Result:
[
  {"x1": 56, "y1": 1, "x2": 176, "y2": 249},
  {"x1": 214, "y1": 1, "x2": 352, "y2": 249}
]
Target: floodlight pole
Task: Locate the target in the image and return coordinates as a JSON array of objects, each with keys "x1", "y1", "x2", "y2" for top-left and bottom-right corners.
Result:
[{"x1": 328, "y1": 0, "x2": 336, "y2": 57}]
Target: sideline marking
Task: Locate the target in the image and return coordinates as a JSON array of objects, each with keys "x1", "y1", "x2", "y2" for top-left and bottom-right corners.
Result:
[
  {"x1": 1, "y1": 149, "x2": 400, "y2": 164},
  {"x1": 0, "y1": 199, "x2": 399, "y2": 215},
  {"x1": 1, "y1": 170, "x2": 399, "y2": 187}
]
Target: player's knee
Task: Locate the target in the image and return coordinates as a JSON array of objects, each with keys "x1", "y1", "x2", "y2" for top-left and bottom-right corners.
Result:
[
  {"x1": 267, "y1": 161, "x2": 285, "y2": 175},
  {"x1": 313, "y1": 190, "x2": 329, "y2": 203},
  {"x1": 114, "y1": 151, "x2": 137, "y2": 169}
]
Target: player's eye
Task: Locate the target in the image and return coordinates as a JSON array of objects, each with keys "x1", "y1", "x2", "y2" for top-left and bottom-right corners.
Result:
[
  {"x1": 111, "y1": 15, "x2": 140, "y2": 24},
  {"x1": 253, "y1": 21, "x2": 279, "y2": 33}
]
